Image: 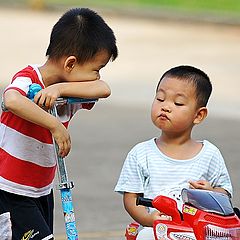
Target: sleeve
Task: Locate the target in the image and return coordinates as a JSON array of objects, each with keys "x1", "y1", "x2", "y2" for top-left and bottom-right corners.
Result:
[
  {"x1": 114, "y1": 150, "x2": 146, "y2": 194},
  {"x1": 4, "y1": 77, "x2": 33, "y2": 96},
  {"x1": 208, "y1": 149, "x2": 233, "y2": 197}
]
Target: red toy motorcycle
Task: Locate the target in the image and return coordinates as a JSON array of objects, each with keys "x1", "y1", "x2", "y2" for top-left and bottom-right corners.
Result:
[{"x1": 125, "y1": 188, "x2": 240, "y2": 240}]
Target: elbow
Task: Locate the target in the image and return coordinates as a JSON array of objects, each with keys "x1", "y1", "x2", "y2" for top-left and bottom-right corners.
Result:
[
  {"x1": 3, "y1": 90, "x2": 24, "y2": 112},
  {"x1": 3, "y1": 92, "x2": 18, "y2": 111},
  {"x1": 98, "y1": 81, "x2": 111, "y2": 98},
  {"x1": 101, "y1": 87, "x2": 111, "y2": 98}
]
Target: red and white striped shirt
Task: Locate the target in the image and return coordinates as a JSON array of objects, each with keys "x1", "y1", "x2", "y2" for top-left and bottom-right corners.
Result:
[{"x1": 0, "y1": 65, "x2": 87, "y2": 197}]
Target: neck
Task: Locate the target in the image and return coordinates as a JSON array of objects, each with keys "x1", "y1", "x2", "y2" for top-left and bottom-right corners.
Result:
[
  {"x1": 158, "y1": 131, "x2": 192, "y2": 145},
  {"x1": 156, "y1": 131, "x2": 202, "y2": 160},
  {"x1": 39, "y1": 59, "x2": 64, "y2": 87}
]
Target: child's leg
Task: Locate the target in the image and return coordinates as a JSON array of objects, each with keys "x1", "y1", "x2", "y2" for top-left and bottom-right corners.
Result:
[
  {"x1": 0, "y1": 189, "x2": 54, "y2": 240},
  {"x1": 136, "y1": 227, "x2": 155, "y2": 240}
]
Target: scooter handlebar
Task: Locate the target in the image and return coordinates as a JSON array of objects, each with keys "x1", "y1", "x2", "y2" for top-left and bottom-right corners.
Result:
[
  {"x1": 136, "y1": 196, "x2": 153, "y2": 208},
  {"x1": 27, "y1": 83, "x2": 98, "y2": 104}
]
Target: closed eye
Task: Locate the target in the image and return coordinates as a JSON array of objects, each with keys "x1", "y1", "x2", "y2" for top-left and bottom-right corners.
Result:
[
  {"x1": 175, "y1": 102, "x2": 184, "y2": 106},
  {"x1": 157, "y1": 98, "x2": 164, "y2": 102}
]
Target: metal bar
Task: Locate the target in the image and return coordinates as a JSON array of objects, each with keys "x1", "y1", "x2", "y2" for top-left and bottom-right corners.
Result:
[{"x1": 51, "y1": 104, "x2": 79, "y2": 240}]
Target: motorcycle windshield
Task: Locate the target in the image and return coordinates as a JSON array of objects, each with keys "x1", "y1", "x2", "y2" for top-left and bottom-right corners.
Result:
[{"x1": 181, "y1": 188, "x2": 234, "y2": 216}]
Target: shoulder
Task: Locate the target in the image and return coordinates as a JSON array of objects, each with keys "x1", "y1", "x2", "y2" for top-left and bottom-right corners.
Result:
[
  {"x1": 12, "y1": 66, "x2": 34, "y2": 79},
  {"x1": 129, "y1": 138, "x2": 155, "y2": 155},
  {"x1": 202, "y1": 140, "x2": 221, "y2": 153},
  {"x1": 201, "y1": 140, "x2": 224, "y2": 162},
  {"x1": 12, "y1": 65, "x2": 41, "y2": 84},
  {"x1": 126, "y1": 138, "x2": 156, "y2": 165}
]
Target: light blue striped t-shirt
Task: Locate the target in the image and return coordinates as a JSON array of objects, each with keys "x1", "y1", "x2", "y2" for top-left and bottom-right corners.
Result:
[{"x1": 114, "y1": 138, "x2": 233, "y2": 210}]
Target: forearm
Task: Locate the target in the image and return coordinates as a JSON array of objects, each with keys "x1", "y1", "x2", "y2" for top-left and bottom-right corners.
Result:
[
  {"x1": 57, "y1": 80, "x2": 111, "y2": 98},
  {"x1": 189, "y1": 180, "x2": 231, "y2": 197},
  {"x1": 4, "y1": 90, "x2": 59, "y2": 131},
  {"x1": 213, "y1": 187, "x2": 230, "y2": 196},
  {"x1": 123, "y1": 193, "x2": 153, "y2": 227}
]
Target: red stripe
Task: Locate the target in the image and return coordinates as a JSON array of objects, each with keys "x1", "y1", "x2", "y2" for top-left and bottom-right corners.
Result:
[
  {"x1": 0, "y1": 149, "x2": 56, "y2": 188},
  {"x1": 12, "y1": 65, "x2": 44, "y2": 88},
  {"x1": 4, "y1": 87, "x2": 27, "y2": 96},
  {"x1": 1, "y1": 112, "x2": 53, "y2": 144}
]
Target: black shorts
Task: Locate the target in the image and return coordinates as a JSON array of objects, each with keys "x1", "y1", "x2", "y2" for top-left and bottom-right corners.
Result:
[{"x1": 0, "y1": 189, "x2": 54, "y2": 240}]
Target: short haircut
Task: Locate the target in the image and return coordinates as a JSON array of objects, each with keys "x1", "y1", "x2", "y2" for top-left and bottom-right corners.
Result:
[
  {"x1": 156, "y1": 65, "x2": 212, "y2": 107},
  {"x1": 46, "y1": 8, "x2": 118, "y2": 63}
]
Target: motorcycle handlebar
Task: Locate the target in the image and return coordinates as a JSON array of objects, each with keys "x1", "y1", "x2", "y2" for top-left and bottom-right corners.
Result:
[{"x1": 136, "y1": 196, "x2": 153, "y2": 208}]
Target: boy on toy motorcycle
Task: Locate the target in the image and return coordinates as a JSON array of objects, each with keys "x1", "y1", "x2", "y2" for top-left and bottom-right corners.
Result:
[{"x1": 115, "y1": 65, "x2": 232, "y2": 240}]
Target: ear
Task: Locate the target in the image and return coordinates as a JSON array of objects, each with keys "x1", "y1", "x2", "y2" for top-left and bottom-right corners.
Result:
[
  {"x1": 193, "y1": 107, "x2": 208, "y2": 125},
  {"x1": 64, "y1": 56, "x2": 77, "y2": 72}
]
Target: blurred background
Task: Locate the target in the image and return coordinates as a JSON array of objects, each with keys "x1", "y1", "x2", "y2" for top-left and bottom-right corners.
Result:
[{"x1": 0, "y1": 1, "x2": 239, "y2": 239}]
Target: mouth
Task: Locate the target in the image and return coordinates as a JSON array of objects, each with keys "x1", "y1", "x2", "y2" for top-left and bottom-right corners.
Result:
[{"x1": 159, "y1": 113, "x2": 169, "y2": 120}]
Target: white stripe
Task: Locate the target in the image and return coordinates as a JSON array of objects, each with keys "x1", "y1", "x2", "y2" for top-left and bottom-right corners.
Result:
[
  {"x1": 42, "y1": 234, "x2": 54, "y2": 240},
  {"x1": 5, "y1": 77, "x2": 32, "y2": 94},
  {"x1": 0, "y1": 177, "x2": 53, "y2": 198},
  {"x1": 0, "y1": 124, "x2": 56, "y2": 167},
  {"x1": 0, "y1": 212, "x2": 12, "y2": 240},
  {"x1": 30, "y1": 64, "x2": 45, "y2": 87}
]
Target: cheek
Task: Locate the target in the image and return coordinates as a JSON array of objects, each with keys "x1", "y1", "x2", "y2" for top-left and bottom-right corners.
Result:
[
  {"x1": 151, "y1": 102, "x2": 158, "y2": 116},
  {"x1": 174, "y1": 109, "x2": 195, "y2": 125},
  {"x1": 151, "y1": 103, "x2": 161, "y2": 123}
]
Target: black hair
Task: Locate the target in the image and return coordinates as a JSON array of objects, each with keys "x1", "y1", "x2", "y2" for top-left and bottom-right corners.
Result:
[
  {"x1": 46, "y1": 8, "x2": 118, "y2": 63},
  {"x1": 156, "y1": 65, "x2": 212, "y2": 107}
]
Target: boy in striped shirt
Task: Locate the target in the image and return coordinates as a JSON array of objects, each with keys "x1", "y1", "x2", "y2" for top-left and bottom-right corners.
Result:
[
  {"x1": 0, "y1": 8, "x2": 117, "y2": 240},
  {"x1": 115, "y1": 65, "x2": 232, "y2": 240}
]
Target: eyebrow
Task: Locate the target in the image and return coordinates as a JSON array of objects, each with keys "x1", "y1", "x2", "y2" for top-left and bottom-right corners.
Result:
[
  {"x1": 157, "y1": 89, "x2": 188, "y2": 99},
  {"x1": 99, "y1": 64, "x2": 107, "y2": 69},
  {"x1": 175, "y1": 93, "x2": 187, "y2": 99}
]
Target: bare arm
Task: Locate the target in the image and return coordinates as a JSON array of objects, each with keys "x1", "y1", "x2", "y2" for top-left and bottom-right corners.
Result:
[
  {"x1": 35, "y1": 80, "x2": 111, "y2": 109},
  {"x1": 189, "y1": 180, "x2": 229, "y2": 196},
  {"x1": 124, "y1": 192, "x2": 163, "y2": 227},
  {"x1": 58, "y1": 80, "x2": 111, "y2": 98},
  {"x1": 4, "y1": 89, "x2": 71, "y2": 157}
]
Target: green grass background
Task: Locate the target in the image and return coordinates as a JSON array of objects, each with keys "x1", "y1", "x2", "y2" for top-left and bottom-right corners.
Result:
[
  {"x1": 1, "y1": 0, "x2": 240, "y2": 18},
  {"x1": 44, "y1": 0, "x2": 240, "y2": 14}
]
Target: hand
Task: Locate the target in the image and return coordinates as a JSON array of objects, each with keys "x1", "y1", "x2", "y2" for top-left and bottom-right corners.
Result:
[
  {"x1": 50, "y1": 120, "x2": 71, "y2": 157},
  {"x1": 150, "y1": 210, "x2": 172, "y2": 222},
  {"x1": 34, "y1": 85, "x2": 61, "y2": 109},
  {"x1": 189, "y1": 180, "x2": 213, "y2": 191}
]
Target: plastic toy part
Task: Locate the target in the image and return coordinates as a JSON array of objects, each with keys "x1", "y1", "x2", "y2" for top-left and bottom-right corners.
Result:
[{"x1": 27, "y1": 83, "x2": 42, "y2": 100}]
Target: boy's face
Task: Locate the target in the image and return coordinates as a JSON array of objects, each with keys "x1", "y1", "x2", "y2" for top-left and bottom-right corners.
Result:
[
  {"x1": 151, "y1": 76, "x2": 199, "y2": 134},
  {"x1": 65, "y1": 50, "x2": 110, "y2": 82}
]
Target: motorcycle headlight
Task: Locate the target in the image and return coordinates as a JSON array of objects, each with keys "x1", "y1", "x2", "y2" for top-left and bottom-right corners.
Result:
[{"x1": 205, "y1": 224, "x2": 240, "y2": 239}]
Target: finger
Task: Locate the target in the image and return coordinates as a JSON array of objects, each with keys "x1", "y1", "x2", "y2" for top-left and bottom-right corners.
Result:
[
  {"x1": 189, "y1": 183, "x2": 195, "y2": 189},
  {"x1": 44, "y1": 96, "x2": 51, "y2": 109},
  {"x1": 49, "y1": 97, "x2": 56, "y2": 109},
  {"x1": 33, "y1": 91, "x2": 41, "y2": 104},
  {"x1": 60, "y1": 140, "x2": 70, "y2": 158},
  {"x1": 65, "y1": 139, "x2": 71, "y2": 156},
  {"x1": 159, "y1": 215, "x2": 172, "y2": 221},
  {"x1": 37, "y1": 94, "x2": 47, "y2": 107},
  {"x1": 57, "y1": 142, "x2": 64, "y2": 157},
  {"x1": 196, "y1": 180, "x2": 206, "y2": 185},
  {"x1": 188, "y1": 180, "x2": 196, "y2": 188}
]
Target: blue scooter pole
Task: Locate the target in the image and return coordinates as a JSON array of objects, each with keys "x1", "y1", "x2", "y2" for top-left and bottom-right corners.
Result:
[{"x1": 27, "y1": 84, "x2": 97, "y2": 239}]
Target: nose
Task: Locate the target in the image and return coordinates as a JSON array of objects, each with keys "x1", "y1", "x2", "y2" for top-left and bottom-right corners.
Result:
[
  {"x1": 96, "y1": 73, "x2": 101, "y2": 80},
  {"x1": 161, "y1": 106, "x2": 171, "y2": 113}
]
